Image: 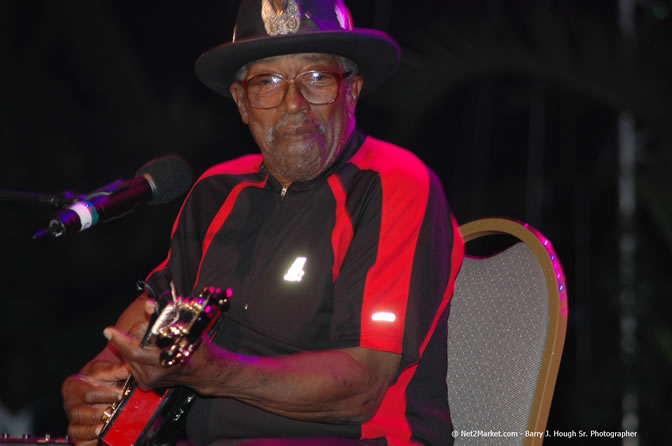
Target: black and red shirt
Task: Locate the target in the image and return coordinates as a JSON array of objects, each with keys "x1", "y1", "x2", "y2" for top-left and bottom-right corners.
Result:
[{"x1": 149, "y1": 130, "x2": 464, "y2": 445}]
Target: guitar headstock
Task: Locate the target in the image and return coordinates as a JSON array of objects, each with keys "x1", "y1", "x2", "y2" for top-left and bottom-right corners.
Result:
[{"x1": 150, "y1": 286, "x2": 231, "y2": 367}]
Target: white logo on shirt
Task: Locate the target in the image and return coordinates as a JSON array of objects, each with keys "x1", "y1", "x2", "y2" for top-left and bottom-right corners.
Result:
[{"x1": 284, "y1": 257, "x2": 307, "y2": 282}]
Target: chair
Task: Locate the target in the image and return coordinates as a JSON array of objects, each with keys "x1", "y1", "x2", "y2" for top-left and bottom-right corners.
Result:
[{"x1": 447, "y1": 217, "x2": 568, "y2": 445}]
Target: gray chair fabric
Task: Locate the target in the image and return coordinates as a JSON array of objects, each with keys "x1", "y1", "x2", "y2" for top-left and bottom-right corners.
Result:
[{"x1": 447, "y1": 242, "x2": 549, "y2": 445}]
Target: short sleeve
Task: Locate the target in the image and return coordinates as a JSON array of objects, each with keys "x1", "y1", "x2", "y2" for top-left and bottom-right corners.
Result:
[{"x1": 329, "y1": 138, "x2": 463, "y2": 371}]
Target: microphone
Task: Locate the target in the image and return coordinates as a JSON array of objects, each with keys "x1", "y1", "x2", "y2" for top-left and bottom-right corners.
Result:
[{"x1": 35, "y1": 155, "x2": 192, "y2": 239}]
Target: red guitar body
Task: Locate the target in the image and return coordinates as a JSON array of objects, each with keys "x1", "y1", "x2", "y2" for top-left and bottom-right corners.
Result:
[{"x1": 99, "y1": 386, "x2": 193, "y2": 446}]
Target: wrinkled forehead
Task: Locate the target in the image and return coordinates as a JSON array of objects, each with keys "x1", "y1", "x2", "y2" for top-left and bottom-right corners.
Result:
[
  {"x1": 250, "y1": 52, "x2": 340, "y2": 70},
  {"x1": 236, "y1": 52, "x2": 347, "y2": 79}
]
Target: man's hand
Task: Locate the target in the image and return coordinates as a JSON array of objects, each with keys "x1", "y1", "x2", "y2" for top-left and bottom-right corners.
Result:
[
  {"x1": 62, "y1": 293, "x2": 153, "y2": 445},
  {"x1": 103, "y1": 322, "x2": 198, "y2": 391},
  {"x1": 62, "y1": 360, "x2": 129, "y2": 446}
]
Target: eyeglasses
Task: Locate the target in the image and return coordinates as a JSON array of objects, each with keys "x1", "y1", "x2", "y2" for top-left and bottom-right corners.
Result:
[{"x1": 241, "y1": 70, "x2": 353, "y2": 109}]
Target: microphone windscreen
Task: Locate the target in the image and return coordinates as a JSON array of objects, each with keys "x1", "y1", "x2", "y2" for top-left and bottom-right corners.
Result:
[{"x1": 136, "y1": 155, "x2": 193, "y2": 205}]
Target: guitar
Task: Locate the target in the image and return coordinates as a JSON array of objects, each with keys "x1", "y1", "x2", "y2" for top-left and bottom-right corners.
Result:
[{"x1": 98, "y1": 285, "x2": 231, "y2": 446}]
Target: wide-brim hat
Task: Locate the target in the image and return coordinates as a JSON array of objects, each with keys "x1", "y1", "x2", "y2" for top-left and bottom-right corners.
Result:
[{"x1": 195, "y1": 0, "x2": 400, "y2": 98}]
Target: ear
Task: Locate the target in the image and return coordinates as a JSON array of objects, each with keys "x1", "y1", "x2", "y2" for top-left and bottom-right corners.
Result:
[
  {"x1": 230, "y1": 82, "x2": 250, "y2": 125},
  {"x1": 346, "y1": 75, "x2": 364, "y2": 112}
]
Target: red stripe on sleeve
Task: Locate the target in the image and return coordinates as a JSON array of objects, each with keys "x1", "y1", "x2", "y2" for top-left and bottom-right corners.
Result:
[
  {"x1": 362, "y1": 364, "x2": 419, "y2": 445},
  {"x1": 361, "y1": 216, "x2": 464, "y2": 444},
  {"x1": 327, "y1": 175, "x2": 354, "y2": 282},
  {"x1": 351, "y1": 137, "x2": 430, "y2": 354},
  {"x1": 145, "y1": 173, "x2": 202, "y2": 279}
]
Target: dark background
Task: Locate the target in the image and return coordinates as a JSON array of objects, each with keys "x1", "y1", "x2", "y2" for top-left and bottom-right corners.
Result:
[{"x1": 1, "y1": 1, "x2": 670, "y2": 444}]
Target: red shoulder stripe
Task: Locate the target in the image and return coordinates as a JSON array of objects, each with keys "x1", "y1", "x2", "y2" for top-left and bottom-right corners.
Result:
[
  {"x1": 146, "y1": 155, "x2": 263, "y2": 282},
  {"x1": 192, "y1": 176, "x2": 268, "y2": 289}
]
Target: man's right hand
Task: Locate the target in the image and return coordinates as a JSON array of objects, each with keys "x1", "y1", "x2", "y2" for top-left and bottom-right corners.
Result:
[{"x1": 62, "y1": 360, "x2": 130, "y2": 446}]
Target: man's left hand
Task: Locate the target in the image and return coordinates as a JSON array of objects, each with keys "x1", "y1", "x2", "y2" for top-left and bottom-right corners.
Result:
[{"x1": 103, "y1": 322, "x2": 197, "y2": 391}]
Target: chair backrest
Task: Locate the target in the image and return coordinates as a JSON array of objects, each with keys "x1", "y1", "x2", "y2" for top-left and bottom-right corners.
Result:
[{"x1": 447, "y1": 218, "x2": 568, "y2": 445}]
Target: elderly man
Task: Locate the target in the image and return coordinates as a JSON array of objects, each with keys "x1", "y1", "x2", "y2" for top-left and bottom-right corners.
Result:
[{"x1": 62, "y1": 1, "x2": 463, "y2": 445}]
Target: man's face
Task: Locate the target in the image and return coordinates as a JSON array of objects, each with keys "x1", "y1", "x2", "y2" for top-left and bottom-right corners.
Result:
[{"x1": 230, "y1": 53, "x2": 363, "y2": 187}]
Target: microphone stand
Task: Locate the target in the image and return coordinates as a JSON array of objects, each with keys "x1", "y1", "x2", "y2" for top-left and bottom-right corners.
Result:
[
  {"x1": 0, "y1": 188, "x2": 86, "y2": 239},
  {"x1": 0, "y1": 188, "x2": 85, "y2": 208}
]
